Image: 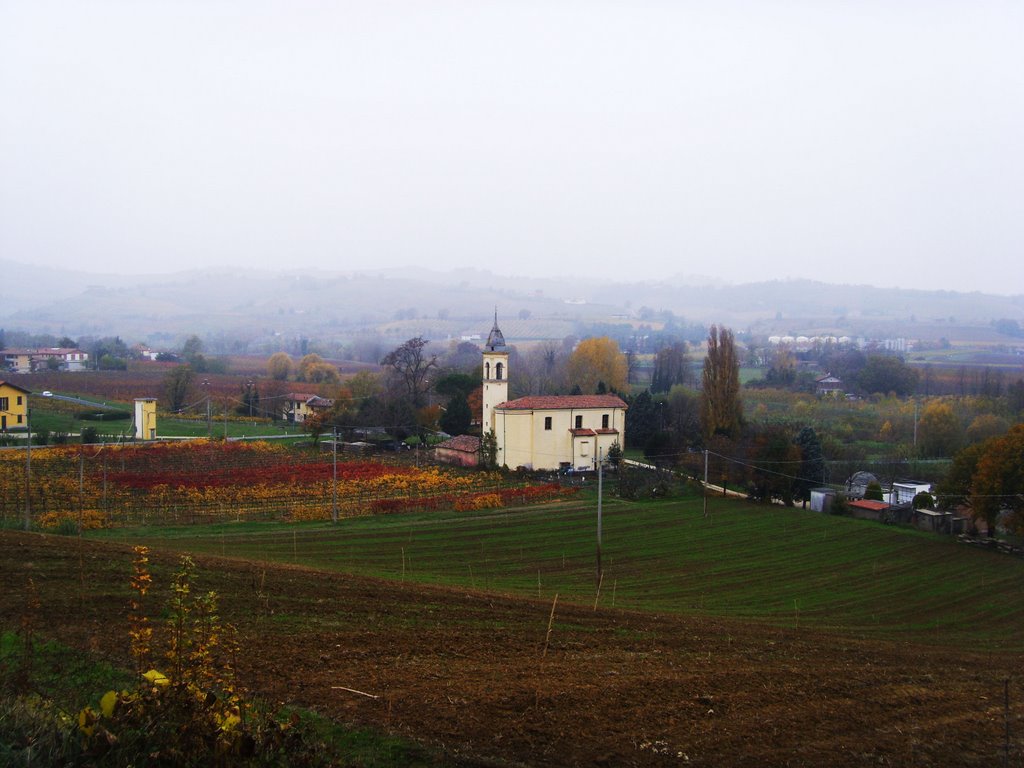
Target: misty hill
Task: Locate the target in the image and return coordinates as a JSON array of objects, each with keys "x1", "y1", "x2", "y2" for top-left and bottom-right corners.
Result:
[{"x1": 2, "y1": 258, "x2": 1023, "y2": 348}]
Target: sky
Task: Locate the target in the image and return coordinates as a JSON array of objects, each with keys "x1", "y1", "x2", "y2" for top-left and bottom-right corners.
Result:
[{"x1": 1, "y1": 1, "x2": 1022, "y2": 294}]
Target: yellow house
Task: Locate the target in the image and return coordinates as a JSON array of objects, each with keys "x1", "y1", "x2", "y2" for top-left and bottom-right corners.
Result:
[
  {"x1": 481, "y1": 318, "x2": 627, "y2": 471},
  {"x1": 283, "y1": 393, "x2": 334, "y2": 423},
  {"x1": 2, "y1": 352, "x2": 33, "y2": 374},
  {"x1": 0, "y1": 381, "x2": 30, "y2": 432}
]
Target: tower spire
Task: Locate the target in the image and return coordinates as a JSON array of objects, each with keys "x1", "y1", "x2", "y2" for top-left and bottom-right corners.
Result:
[{"x1": 486, "y1": 309, "x2": 505, "y2": 351}]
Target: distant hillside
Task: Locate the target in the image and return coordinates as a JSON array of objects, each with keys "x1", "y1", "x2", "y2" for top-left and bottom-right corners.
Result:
[{"x1": 3, "y1": 259, "x2": 1023, "y2": 348}]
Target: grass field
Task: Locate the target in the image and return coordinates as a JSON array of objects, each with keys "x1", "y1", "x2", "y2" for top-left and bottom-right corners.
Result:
[
  {"x1": 90, "y1": 490, "x2": 1024, "y2": 649},
  {"x1": 25, "y1": 394, "x2": 305, "y2": 441}
]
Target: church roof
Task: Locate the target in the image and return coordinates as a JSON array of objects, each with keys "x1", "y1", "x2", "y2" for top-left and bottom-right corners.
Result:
[
  {"x1": 485, "y1": 312, "x2": 506, "y2": 350},
  {"x1": 495, "y1": 395, "x2": 627, "y2": 411}
]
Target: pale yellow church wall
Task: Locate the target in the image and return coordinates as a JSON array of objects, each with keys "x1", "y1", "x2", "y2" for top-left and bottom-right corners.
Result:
[{"x1": 494, "y1": 406, "x2": 626, "y2": 471}]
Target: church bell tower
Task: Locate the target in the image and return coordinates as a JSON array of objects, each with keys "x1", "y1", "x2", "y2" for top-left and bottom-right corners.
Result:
[{"x1": 481, "y1": 312, "x2": 508, "y2": 435}]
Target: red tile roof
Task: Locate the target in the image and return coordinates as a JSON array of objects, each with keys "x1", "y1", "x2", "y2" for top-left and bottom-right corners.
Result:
[
  {"x1": 436, "y1": 435, "x2": 481, "y2": 453},
  {"x1": 495, "y1": 395, "x2": 627, "y2": 410},
  {"x1": 284, "y1": 393, "x2": 320, "y2": 401},
  {"x1": 570, "y1": 428, "x2": 597, "y2": 437},
  {"x1": 848, "y1": 499, "x2": 889, "y2": 511}
]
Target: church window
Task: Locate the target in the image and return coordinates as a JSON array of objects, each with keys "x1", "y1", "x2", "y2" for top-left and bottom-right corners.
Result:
[
  {"x1": 602, "y1": 414, "x2": 609, "y2": 429},
  {"x1": 544, "y1": 416, "x2": 552, "y2": 430},
  {"x1": 485, "y1": 361, "x2": 491, "y2": 379},
  {"x1": 575, "y1": 415, "x2": 583, "y2": 429},
  {"x1": 496, "y1": 362, "x2": 503, "y2": 380}
]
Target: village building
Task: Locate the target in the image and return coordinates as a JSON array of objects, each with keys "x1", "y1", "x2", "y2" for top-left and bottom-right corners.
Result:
[
  {"x1": 2, "y1": 348, "x2": 89, "y2": 373},
  {"x1": 890, "y1": 480, "x2": 932, "y2": 506},
  {"x1": 847, "y1": 498, "x2": 890, "y2": 522},
  {"x1": 133, "y1": 398, "x2": 158, "y2": 441},
  {"x1": 815, "y1": 373, "x2": 843, "y2": 396},
  {"x1": 435, "y1": 316, "x2": 628, "y2": 471},
  {"x1": 0, "y1": 380, "x2": 30, "y2": 432},
  {"x1": 434, "y1": 434, "x2": 481, "y2": 468},
  {"x1": 483, "y1": 317, "x2": 626, "y2": 471},
  {"x1": 282, "y1": 393, "x2": 334, "y2": 423}
]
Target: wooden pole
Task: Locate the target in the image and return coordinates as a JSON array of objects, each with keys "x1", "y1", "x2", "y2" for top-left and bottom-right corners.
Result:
[
  {"x1": 332, "y1": 428, "x2": 338, "y2": 524},
  {"x1": 703, "y1": 448, "x2": 709, "y2": 520},
  {"x1": 24, "y1": 406, "x2": 31, "y2": 531},
  {"x1": 596, "y1": 447, "x2": 603, "y2": 585}
]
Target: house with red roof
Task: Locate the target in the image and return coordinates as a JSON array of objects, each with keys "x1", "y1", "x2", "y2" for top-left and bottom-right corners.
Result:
[{"x1": 282, "y1": 393, "x2": 334, "y2": 423}]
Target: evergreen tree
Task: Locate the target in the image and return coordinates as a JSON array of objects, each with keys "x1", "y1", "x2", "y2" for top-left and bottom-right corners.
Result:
[
  {"x1": 626, "y1": 390, "x2": 659, "y2": 449},
  {"x1": 651, "y1": 342, "x2": 688, "y2": 393},
  {"x1": 480, "y1": 429, "x2": 498, "y2": 469},
  {"x1": 794, "y1": 426, "x2": 826, "y2": 506},
  {"x1": 439, "y1": 393, "x2": 472, "y2": 436}
]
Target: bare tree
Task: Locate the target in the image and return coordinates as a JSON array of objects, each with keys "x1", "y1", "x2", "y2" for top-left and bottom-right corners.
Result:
[
  {"x1": 381, "y1": 337, "x2": 439, "y2": 408},
  {"x1": 517, "y1": 341, "x2": 567, "y2": 395}
]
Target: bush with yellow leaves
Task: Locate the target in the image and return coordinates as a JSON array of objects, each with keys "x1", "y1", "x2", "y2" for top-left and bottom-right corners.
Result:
[{"x1": 75, "y1": 548, "x2": 328, "y2": 765}]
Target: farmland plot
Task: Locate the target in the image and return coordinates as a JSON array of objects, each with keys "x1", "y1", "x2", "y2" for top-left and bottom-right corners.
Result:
[{"x1": 2, "y1": 531, "x2": 1021, "y2": 766}]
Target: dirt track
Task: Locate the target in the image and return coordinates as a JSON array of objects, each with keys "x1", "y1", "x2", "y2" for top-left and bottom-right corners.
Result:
[{"x1": 2, "y1": 530, "x2": 1021, "y2": 766}]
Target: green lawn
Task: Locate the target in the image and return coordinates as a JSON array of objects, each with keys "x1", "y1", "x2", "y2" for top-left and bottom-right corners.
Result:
[
  {"x1": 27, "y1": 395, "x2": 304, "y2": 441},
  {"x1": 90, "y1": 492, "x2": 1024, "y2": 649}
]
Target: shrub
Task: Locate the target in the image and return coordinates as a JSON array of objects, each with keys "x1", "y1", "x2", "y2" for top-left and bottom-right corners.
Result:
[
  {"x1": 72, "y1": 550, "x2": 333, "y2": 765},
  {"x1": 912, "y1": 491, "x2": 935, "y2": 510},
  {"x1": 829, "y1": 493, "x2": 851, "y2": 516}
]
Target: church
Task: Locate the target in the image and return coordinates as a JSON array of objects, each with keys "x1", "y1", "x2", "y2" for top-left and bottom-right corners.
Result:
[{"x1": 479, "y1": 317, "x2": 627, "y2": 471}]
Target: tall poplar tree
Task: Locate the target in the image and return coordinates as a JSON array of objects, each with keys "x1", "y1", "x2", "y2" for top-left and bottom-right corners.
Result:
[{"x1": 700, "y1": 325, "x2": 742, "y2": 442}]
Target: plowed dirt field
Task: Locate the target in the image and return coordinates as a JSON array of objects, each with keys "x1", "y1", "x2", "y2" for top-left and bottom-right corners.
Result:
[{"x1": 2, "y1": 531, "x2": 1021, "y2": 766}]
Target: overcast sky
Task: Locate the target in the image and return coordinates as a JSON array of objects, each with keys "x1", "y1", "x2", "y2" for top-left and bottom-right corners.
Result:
[{"x1": 2, "y1": 2, "x2": 1021, "y2": 294}]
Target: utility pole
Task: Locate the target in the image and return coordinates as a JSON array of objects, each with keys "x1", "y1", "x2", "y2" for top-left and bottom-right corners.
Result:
[
  {"x1": 332, "y1": 427, "x2": 338, "y2": 524},
  {"x1": 78, "y1": 448, "x2": 85, "y2": 534},
  {"x1": 24, "y1": 405, "x2": 32, "y2": 531},
  {"x1": 703, "y1": 448, "x2": 709, "y2": 519},
  {"x1": 596, "y1": 447, "x2": 603, "y2": 585},
  {"x1": 202, "y1": 379, "x2": 212, "y2": 439}
]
